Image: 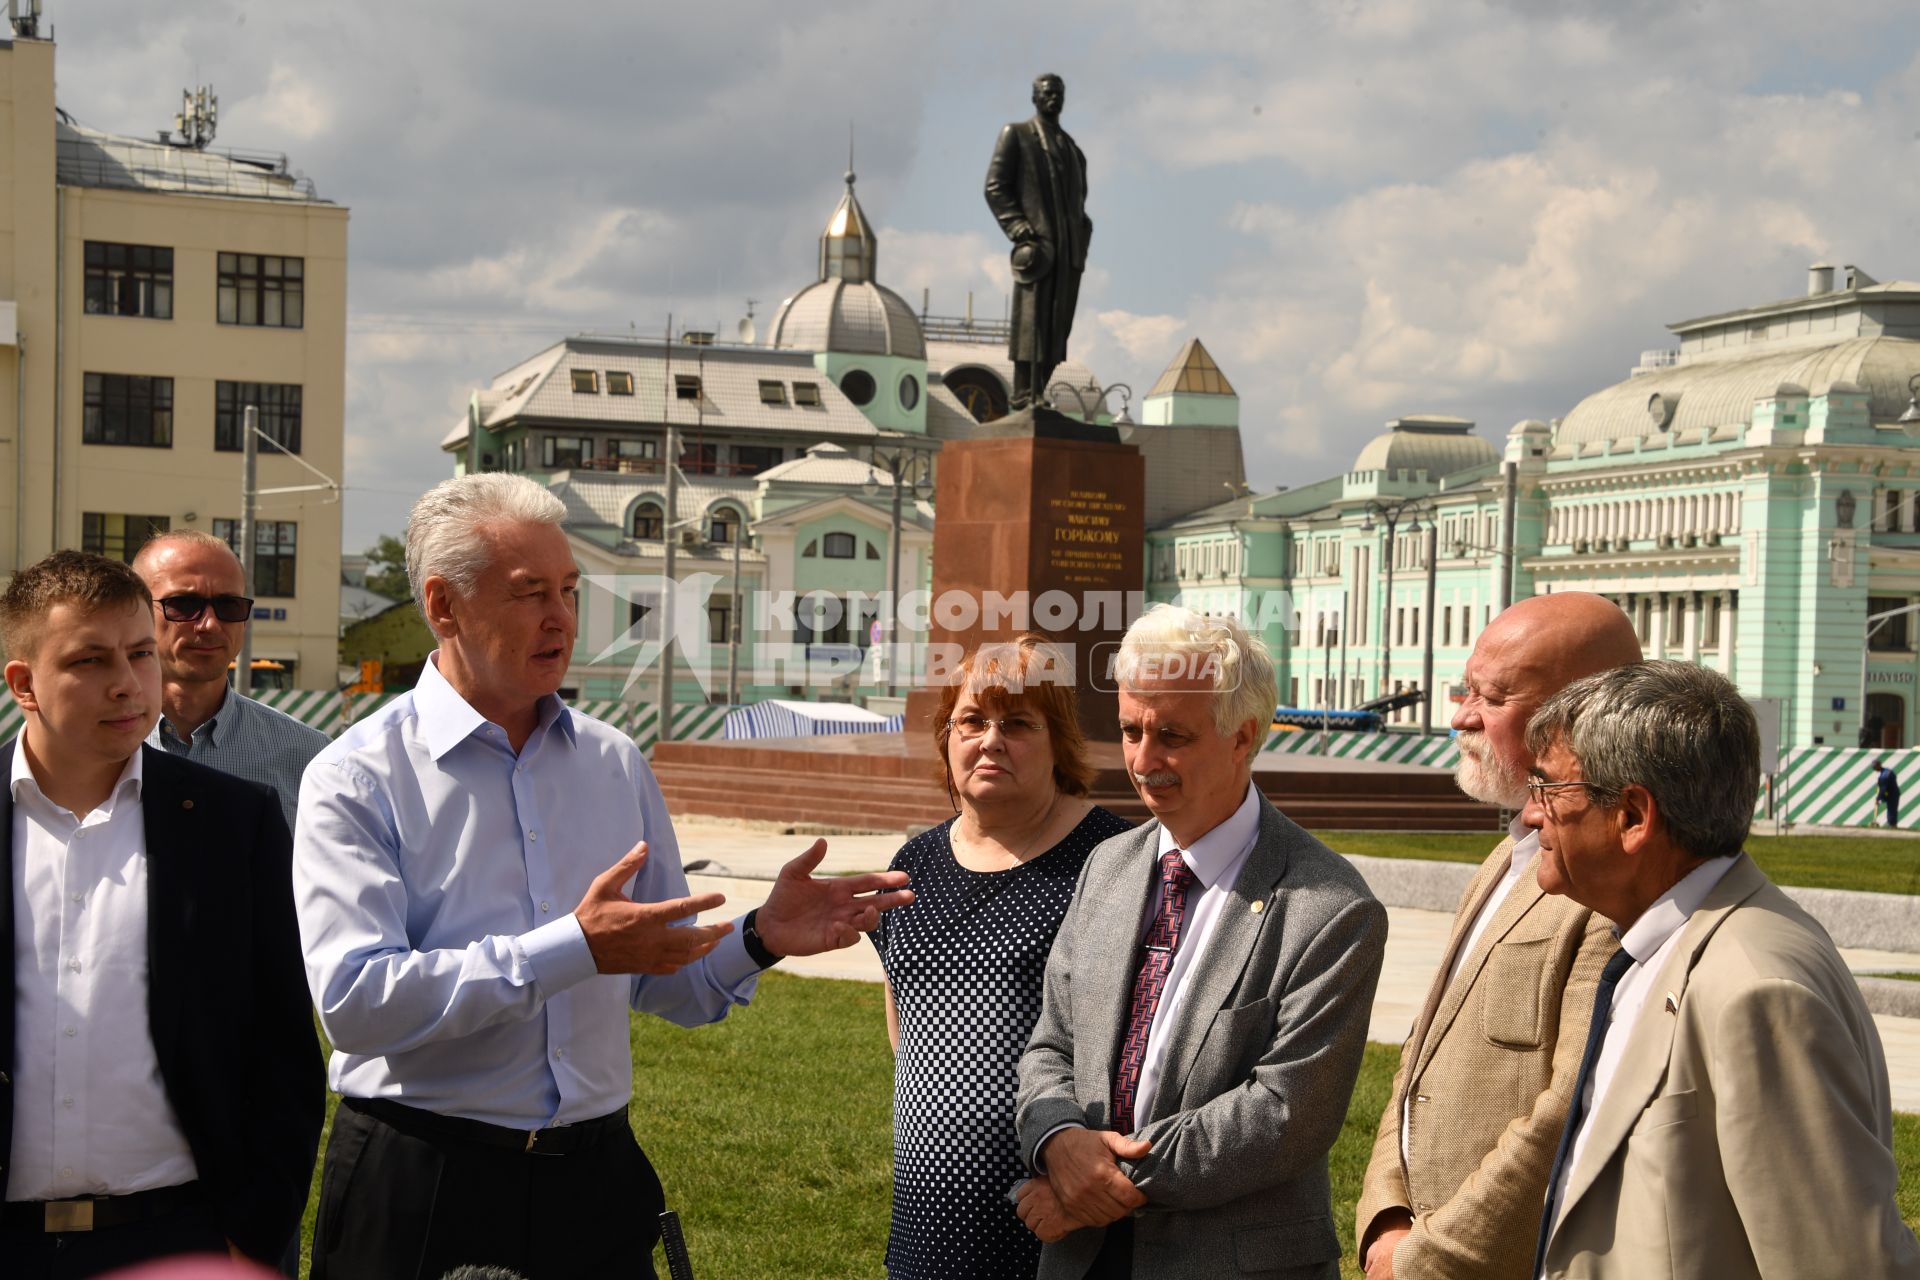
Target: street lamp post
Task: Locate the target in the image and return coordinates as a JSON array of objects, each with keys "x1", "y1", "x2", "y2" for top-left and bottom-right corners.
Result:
[
  {"x1": 1358, "y1": 495, "x2": 1436, "y2": 720},
  {"x1": 864, "y1": 443, "x2": 930, "y2": 698},
  {"x1": 1046, "y1": 380, "x2": 1134, "y2": 428}
]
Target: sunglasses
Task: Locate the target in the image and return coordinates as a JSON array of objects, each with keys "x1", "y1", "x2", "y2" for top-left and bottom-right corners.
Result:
[{"x1": 159, "y1": 593, "x2": 255, "y2": 624}]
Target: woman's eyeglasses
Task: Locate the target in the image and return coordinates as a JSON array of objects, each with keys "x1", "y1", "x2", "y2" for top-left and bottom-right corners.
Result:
[
  {"x1": 946, "y1": 713, "x2": 1041, "y2": 741},
  {"x1": 159, "y1": 593, "x2": 255, "y2": 624}
]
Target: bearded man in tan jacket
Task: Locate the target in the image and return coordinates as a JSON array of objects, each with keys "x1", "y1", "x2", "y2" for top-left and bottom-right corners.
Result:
[{"x1": 1355, "y1": 593, "x2": 1640, "y2": 1279}]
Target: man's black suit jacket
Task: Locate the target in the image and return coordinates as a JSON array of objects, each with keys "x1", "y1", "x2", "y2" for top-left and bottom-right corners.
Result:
[{"x1": 0, "y1": 740, "x2": 323, "y2": 1260}]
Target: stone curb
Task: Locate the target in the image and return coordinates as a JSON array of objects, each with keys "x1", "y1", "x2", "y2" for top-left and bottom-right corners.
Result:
[
  {"x1": 1337, "y1": 852, "x2": 1920, "y2": 953},
  {"x1": 1338, "y1": 852, "x2": 1920, "y2": 1016},
  {"x1": 1856, "y1": 977, "x2": 1920, "y2": 1020}
]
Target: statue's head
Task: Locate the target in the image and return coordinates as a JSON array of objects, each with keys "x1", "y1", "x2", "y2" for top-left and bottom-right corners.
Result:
[{"x1": 1031, "y1": 74, "x2": 1065, "y2": 119}]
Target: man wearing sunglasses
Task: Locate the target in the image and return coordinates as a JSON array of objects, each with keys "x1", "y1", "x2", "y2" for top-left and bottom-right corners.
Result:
[{"x1": 133, "y1": 531, "x2": 328, "y2": 839}]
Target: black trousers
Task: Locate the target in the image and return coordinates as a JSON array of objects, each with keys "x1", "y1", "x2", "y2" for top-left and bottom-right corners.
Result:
[
  {"x1": 1084, "y1": 1217, "x2": 1133, "y2": 1278},
  {"x1": 311, "y1": 1098, "x2": 665, "y2": 1280},
  {"x1": 4, "y1": 1198, "x2": 225, "y2": 1280}
]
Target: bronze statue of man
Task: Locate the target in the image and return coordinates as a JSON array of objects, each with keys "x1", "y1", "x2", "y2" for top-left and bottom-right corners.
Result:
[{"x1": 985, "y1": 72, "x2": 1092, "y2": 410}]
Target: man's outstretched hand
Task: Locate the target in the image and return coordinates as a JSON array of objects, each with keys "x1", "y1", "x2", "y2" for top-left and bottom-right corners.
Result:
[
  {"x1": 575, "y1": 841, "x2": 732, "y2": 975},
  {"x1": 754, "y1": 839, "x2": 914, "y2": 957}
]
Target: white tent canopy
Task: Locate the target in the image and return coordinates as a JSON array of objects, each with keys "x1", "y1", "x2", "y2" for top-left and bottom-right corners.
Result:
[{"x1": 723, "y1": 699, "x2": 903, "y2": 740}]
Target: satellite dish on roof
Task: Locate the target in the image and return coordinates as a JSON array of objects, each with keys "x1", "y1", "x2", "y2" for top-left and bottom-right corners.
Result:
[{"x1": 737, "y1": 315, "x2": 757, "y2": 345}]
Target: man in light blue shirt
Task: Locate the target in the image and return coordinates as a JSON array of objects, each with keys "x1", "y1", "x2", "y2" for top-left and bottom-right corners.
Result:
[
  {"x1": 136, "y1": 529, "x2": 329, "y2": 836},
  {"x1": 295, "y1": 474, "x2": 912, "y2": 1280}
]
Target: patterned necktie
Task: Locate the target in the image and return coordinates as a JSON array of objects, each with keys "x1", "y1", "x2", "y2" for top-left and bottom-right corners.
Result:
[
  {"x1": 1111, "y1": 850, "x2": 1196, "y2": 1133},
  {"x1": 1535, "y1": 947, "x2": 1636, "y2": 1272}
]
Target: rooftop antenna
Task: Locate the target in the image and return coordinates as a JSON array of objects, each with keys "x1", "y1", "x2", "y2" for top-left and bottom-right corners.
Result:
[
  {"x1": 174, "y1": 85, "x2": 218, "y2": 150},
  {"x1": 847, "y1": 123, "x2": 855, "y2": 187},
  {"x1": 8, "y1": 0, "x2": 42, "y2": 40}
]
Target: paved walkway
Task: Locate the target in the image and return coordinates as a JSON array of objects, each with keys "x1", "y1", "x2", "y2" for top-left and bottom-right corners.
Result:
[{"x1": 674, "y1": 820, "x2": 1920, "y2": 1113}]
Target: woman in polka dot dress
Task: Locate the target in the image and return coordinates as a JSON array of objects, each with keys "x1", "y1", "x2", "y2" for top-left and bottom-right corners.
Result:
[{"x1": 870, "y1": 635, "x2": 1133, "y2": 1279}]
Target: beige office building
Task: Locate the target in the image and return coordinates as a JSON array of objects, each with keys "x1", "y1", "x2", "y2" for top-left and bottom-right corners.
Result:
[{"x1": 0, "y1": 26, "x2": 345, "y2": 687}]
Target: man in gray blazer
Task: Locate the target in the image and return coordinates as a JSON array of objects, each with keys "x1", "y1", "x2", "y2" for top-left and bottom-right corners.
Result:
[{"x1": 1015, "y1": 605, "x2": 1388, "y2": 1278}]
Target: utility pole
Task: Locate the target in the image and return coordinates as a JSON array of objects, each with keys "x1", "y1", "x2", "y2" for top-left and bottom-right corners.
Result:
[
  {"x1": 235, "y1": 405, "x2": 257, "y2": 694},
  {"x1": 886, "y1": 453, "x2": 905, "y2": 697},
  {"x1": 657, "y1": 318, "x2": 677, "y2": 743},
  {"x1": 726, "y1": 511, "x2": 743, "y2": 704},
  {"x1": 1421, "y1": 519, "x2": 1439, "y2": 734},
  {"x1": 1500, "y1": 460, "x2": 1517, "y2": 611}
]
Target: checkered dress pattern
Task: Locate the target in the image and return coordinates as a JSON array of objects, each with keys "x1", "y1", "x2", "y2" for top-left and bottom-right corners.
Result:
[
  {"x1": 1111, "y1": 850, "x2": 1194, "y2": 1134},
  {"x1": 869, "y1": 806, "x2": 1133, "y2": 1280}
]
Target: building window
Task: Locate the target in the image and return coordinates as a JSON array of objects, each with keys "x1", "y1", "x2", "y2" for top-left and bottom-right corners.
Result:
[
  {"x1": 709, "y1": 598, "x2": 733, "y2": 646},
  {"x1": 758, "y1": 380, "x2": 787, "y2": 406},
  {"x1": 85, "y1": 242, "x2": 172, "y2": 319},
  {"x1": 684, "y1": 442, "x2": 718, "y2": 474},
  {"x1": 840, "y1": 369, "x2": 876, "y2": 406},
  {"x1": 216, "y1": 381, "x2": 302, "y2": 453},
  {"x1": 213, "y1": 518, "x2": 298, "y2": 597},
  {"x1": 611, "y1": 438, "x2": 658, "y2": 472},
  {"x1": 631, "y1": 503, "x2": 664, "y2": 540},
  {"x1": 628, "y1": 595, "x2": 659, "y2": 640},
  {"x1": 793, "y1": 382, "x2": 822, "y2": 407},
  {"x1": 674, "y1": 375, "x2": 701, "y2": 401},
  {"x1": 733, "y1": 445, "x2": 781, "y2": 476},
  {"x1": 542, "y1": 435, "x2": 593, "y2": 469},
  {"x1": 1441, "y1": 606, "x2": 1452, "y2": 646},
  {"x1": 795, "y1": 595, "x2": 856, "y2": 646},
  {"x1": 607, "y1": 371, "x2": 634, "y2": 396},
  {"x1": 217, "y1": 253, "x2": 304, "y2": 328},
  {"x1": 708, "y1": 509, "x2": 740, "y2": 544},
  {"x1": 1869, "y1": 596, "x2": 1910, "y2": 650},
  {"x1": 801, "y1": 539, "x2": 818, "y2": 558},
  {"x1": 83, "y1": 373, "x2": 173, "y2": 447},
  {"x1": 898, "y1": 374, "x2": 920, "y2": 410},
  {"x1": 81, "y1": 512, "x2": 169, "y2": 564},
  {"x1": 571, "y1": 369, "x2": 599, "y2": 394},
  {"x1": 823, "y1": 531, "x2": 856, "y2": 559}
]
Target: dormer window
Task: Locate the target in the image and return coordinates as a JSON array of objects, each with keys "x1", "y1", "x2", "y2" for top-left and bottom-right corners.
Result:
[
  {"x1": 794, "y1": 382, "x2": 822, "y2": 407},
  {"x1": 607, "y1": 371, "x2": 635, "y2": 396},
  {"x1": 675, "y1": 375, "x2": 701, "y2": 401},
  {"x1": 570, "y1": 369, "x2": 599, "y2": 394},
  {"x1": 759, "y1": 380, "x2": 787, "y2": 406}
]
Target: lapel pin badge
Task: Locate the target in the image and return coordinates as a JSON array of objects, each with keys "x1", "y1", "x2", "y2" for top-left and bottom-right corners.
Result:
[
  {"x1": 181, "y1": 799, "x2": 194, "y2": 810},
  {"x1": 1250, "y1": 899, "x2": 1265, "y2": 914},
  {"x1": 1663, "y1": 992, "x2": 1679, "y2": 1014}
]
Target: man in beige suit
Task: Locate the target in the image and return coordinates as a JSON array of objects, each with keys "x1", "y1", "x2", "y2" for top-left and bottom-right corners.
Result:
[
  {"x1": 1528, "y1": 661, "x2": 1919, "y2": 1279},
  {"x1": 1356, "y1": 593, "x2": 1637, "y2": 1279}
]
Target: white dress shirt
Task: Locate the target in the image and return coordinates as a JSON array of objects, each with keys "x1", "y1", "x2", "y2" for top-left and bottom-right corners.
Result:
[
  {"x1": 1402, "y1": 815, "x2": 1537, "y2": 1163},
  {"x1": 1540, "y1": 852, "x2": 1742, "y2": 1251},
  {"x1": 295, "y1": 654, "x2": 761, "y2": 1129},
  {"x1": 1131, "y1": 779, "x2": 1263, "y2": 1125},
  {"x1": 7, "y1": 745, "x2": 198, "y2": 1200}
]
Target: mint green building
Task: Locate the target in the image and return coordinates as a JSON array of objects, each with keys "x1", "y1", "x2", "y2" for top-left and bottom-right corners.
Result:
[{"x1": 1149, "y1": 264, "x2": 1920, "y2": 749}]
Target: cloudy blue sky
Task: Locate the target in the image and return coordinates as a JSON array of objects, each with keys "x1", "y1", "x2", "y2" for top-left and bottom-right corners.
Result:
[{"x1": 43, "y1": 0, "x2": 1920, "y2": 550}]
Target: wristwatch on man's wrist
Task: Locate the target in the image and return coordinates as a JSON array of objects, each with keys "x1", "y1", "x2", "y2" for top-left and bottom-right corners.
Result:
[{"x1": 742, "y1": 908, "x2": 782, "y2": 970}]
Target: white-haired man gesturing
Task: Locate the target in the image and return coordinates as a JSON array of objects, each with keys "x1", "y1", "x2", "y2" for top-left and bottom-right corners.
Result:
[{"x1": 294, "y1": 474, "x2": 912, "y2": 1280}]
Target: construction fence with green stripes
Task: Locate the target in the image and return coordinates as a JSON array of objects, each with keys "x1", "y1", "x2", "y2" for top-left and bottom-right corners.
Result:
[
  {"x1": 0, "y1": 692, "x2": 739, "y2": 758},
  {"x1": 2, "y1": 693, "x2": 1905, "y2": 826},
  {"x1": 1259, "y1": 728, "x2": 1916, "y2": 829}
]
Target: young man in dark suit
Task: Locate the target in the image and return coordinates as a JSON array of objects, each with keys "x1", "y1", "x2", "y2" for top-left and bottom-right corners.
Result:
[{"x1": 0, "y1": 550, "x2": 321, "y2": 1279}]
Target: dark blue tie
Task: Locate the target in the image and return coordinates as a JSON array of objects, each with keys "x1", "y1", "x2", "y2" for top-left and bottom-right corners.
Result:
[{"x1": 1535, "y1": 947, "x2": 1635, "y2": 1274}]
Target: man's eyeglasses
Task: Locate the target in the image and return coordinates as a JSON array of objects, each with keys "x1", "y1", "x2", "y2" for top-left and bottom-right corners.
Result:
[
  {"x1": 946, "y1": 713, "x2": 1041, "y2": 741},
  {"x1": 1524, "y1": 778, "x2": 1617, "y2": 805},
  {"x1": 159, "y1": 594, "x2": 255, "y2": 624}
]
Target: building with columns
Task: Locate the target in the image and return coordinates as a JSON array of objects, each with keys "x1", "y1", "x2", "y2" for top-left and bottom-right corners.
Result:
[{"x1": 1149, "y1": 263, "x2": 1920, "y2": 749}]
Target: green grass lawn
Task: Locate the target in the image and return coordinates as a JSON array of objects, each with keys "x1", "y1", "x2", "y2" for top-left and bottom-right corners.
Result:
[
  {"x1": 301, "y1": 973, "x2": 1920, "y2": 1280},
  {"x1": 1315, "y1": 829, "x2": 1920, "y2": 897}
]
